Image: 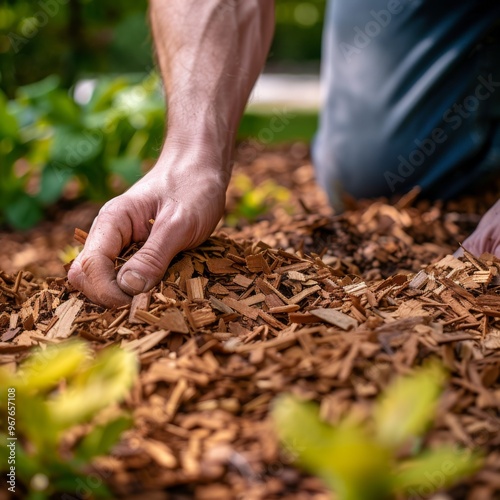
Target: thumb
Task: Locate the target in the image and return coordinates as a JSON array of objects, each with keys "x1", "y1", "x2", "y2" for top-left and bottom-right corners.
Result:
[{"x1": 116, "y1": 219, "x2": 184, "y2": 295}]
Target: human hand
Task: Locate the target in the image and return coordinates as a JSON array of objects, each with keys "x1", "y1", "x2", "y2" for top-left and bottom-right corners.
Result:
[
  {"x1": 455, "y1": 200, "x2": 500, "y2": 258},
  {"x1": 68, "y1": 147, "x2": 228, "y2": 307}
]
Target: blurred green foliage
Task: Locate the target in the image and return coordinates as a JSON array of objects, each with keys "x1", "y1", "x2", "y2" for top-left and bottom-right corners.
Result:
[
  {"x1": 272, "y1": 363, "x2": 483, "y2": 500},
  {"x1": 0, "y1": 72, "x2": 164, "y2": 228},
  {"x1": 0, "y1": 0, "x2": 325, "y2": 229},
  {"x1": 0, "y1": 0, "x2": 326, "y2": 95},
  {"x1": 0, "y1": 0, "x2": 153, "y2": 97},
  {"x1": 0, "y1": 341, "x2": 138, "y2": 499}
]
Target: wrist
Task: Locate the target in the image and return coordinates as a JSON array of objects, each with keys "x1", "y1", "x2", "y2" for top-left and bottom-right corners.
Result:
[
  {"x1": 153, "y1": 138, "x2": 232, "y2": 190},
  {"x1": 161, "y1": 127, "x2": 234, "y2": 171}
]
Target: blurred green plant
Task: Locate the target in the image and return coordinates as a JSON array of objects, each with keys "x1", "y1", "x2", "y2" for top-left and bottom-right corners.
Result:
[
  {"x1": 0, "y1": 72, "x2": 165, "y2": 229},
  {"x1": 0, "y1": 341, "x2": 138, "y2": 499},
  {"x1": 272, "y1": 362, "x2": 482, "y2": 500},
  {"x1": 226, "y1": 173, "x2": 292, "y2": 226},
  {"x1": 58, "y1": 244, "x2": 82, "y2": 265},
  {"x1": 0, "y1": 0, "x2": 325, "y2": 96}
]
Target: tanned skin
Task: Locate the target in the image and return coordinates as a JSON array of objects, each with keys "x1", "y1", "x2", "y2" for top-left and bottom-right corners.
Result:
[{"x1": 68, "y1": 1, "x2": 275, "y2": 307}]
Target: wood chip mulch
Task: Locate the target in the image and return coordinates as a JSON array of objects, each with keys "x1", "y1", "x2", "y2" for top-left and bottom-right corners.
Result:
[
  {"x1": 2, "y1": 146, "x2": 500, "y2": 499},
  {"x1": 1, "y1": 225, "x2": 500, "y2": 499}
]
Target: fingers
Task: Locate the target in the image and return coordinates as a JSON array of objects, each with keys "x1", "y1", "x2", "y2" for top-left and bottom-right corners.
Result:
[
  {"x1": 68, "y1": 253, "x2": 132, "y2": 307},
  {"x1": 68, "y1": 202, "x2": 134, "y2": 308},
  {"x1": 116, "y1": 215, "x2": 186, "y2": 296}
]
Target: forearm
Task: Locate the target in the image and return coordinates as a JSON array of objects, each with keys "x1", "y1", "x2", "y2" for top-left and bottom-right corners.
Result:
[{"x1": 150, "y1": 0, "x2": 275, "y2": 171}]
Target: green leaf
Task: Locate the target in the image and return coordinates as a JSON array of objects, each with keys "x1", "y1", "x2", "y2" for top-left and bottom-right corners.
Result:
[
  {"x1": 0, "y1": 90, "x2": 19, "y2": 138},
  {"x1": 374, "y1": 362, "x2": 447, "y2": 448},
  {"x1": 16, "y1": 394, "x2": 60, "y2": 450},
  {"x1": 18, "y1": 76, "x2": 61, "y2": 100},
  {"x1": 49, "y1": 347, "x2": 138, "y2": 426},
  {"x1": 75, "y1": 415, "x2": 132, "y2": 463},
  {"x1": 109, "y1": 156, "x2": 142, "y2": 185},
  {"x1": 16, "y1": 342, "x2": 90, "y2": 393},
  {"x1": 395, "y1": 446, "x2": 483, "y2": 496},
  {"x1": 4, "y1": 193, "x2": 43, "y2": 229},
  {"x1": 87, "y1": 77, "x2": 131, "y2": 112},
  {"x1": 36, "y1": 162, "x2": 72, "y2": 205},
  {"x1": 272, "y1": 395, "x2": 393, "y2": 500},
  {"x1": 49, "y1": 126, "x2": 103, "y2": 167},
  {"x1": 51, "y1": 472, "x2": 112, "y2": 499}
]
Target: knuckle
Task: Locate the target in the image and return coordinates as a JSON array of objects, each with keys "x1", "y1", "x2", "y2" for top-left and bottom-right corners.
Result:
[
  {"x1": 132, "y1": 246, "x2": 168, "y2": 276},
  {"x1": 98, "y1": 197, "x2": 126, "y2": 218}
]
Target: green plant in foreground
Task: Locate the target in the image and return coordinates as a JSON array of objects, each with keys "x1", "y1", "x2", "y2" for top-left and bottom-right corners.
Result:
[
  {"x1": 0, "y1": 341, "x2": 138, "y2": 499},
  {"x1": 226, "y1": 173, "x2": 292, "y2": 226},
  {"x1": 272, "y1": 363, "x2": 482, "y2": 500}
]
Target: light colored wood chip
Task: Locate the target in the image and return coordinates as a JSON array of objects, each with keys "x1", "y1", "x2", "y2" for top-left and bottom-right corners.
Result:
[
  {"x1": 287, "y1": 271, "x2": 307, "y2": 281},
  {"x1": 269, "y1": 304, "x2": 300, "y2": 314},
  {"x1": 46, "y1": 297, "x2": 83, "y2": 339},
  {"x1": 409, "y1": 270, "x2": 429, "y2": 289},
  {"x1": 289, "y1": 285, "x2": 321, "y2": 304},
  {"x1": 122, "y1": 329, "x2": 170, "y2": 353},
  {"x1": 166, "y1": 378, "x2": 189, "y2": 420},
  {"x1": 191, "y1": 308, "x2": 217, "y2": 328},
  {"x1": 343, "y1": 282, "x2": 368, "y2": 296},
  {"x1": 142, "y1": 439, "x2": 178, "y2": 468},
  {"x1": 222, "y1": 297, "x2": 259, "y2": 320},
  {"x1": 439, "y1": 290, "x2": 476, "y2": 323},
  {"x1": 133, "y1": 310, "x2": 160, "y2": 326},
  {"x1": 255, "y1": 278, "x2": 291, "y2": 304},
  {"x1": 129, "y1": 292, "x2": 151, "y2": 324},
  {"x1": 310, "y1": 308, "x2": 358, "y2": 330},
  {"x1": 186, "y1": 277, "x2": 207, "y2": 300},
  {"x1": 472, "y1": 270, "x2": 493, "y2": 285}
]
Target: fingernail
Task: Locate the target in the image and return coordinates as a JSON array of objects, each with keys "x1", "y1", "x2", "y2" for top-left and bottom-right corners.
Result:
[{"x1": 120, "y1": 270, "x2": 147, "y2": 293}]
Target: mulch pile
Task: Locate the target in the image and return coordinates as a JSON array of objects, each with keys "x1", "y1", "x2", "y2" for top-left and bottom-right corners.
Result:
[{"x1": 1, "y1": 145, "x2": 500, "y2": 499}]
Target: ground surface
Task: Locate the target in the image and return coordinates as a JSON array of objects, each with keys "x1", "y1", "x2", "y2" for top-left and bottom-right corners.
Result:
[{"x1": 1, "y1": 145, "x2": 500, "y2": 499}]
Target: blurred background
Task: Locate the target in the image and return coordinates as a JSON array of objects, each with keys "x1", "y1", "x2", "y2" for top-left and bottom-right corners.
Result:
[{"x1": 0, "y1": 0, "x2": 325, "y2": 229}]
